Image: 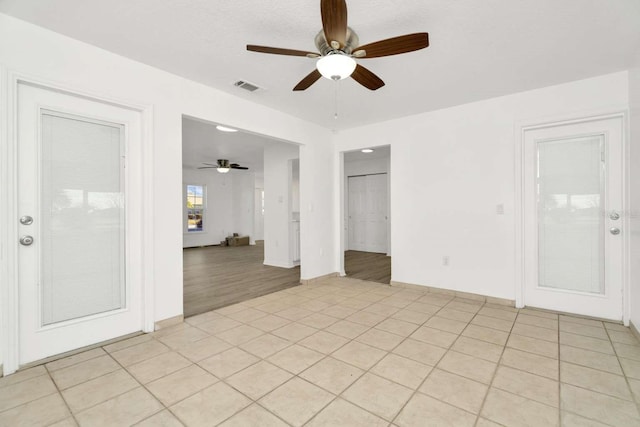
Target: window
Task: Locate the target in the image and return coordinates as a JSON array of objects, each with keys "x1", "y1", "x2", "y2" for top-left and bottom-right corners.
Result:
[{"x1": 186, "y1": 184, "x2": 205, "y2": 232}]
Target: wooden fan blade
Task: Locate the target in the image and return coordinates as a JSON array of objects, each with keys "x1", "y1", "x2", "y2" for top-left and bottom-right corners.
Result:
[
  {"x1": 197, "y1": 167, "x2": 217, "y2": 169},
  {"x1": 321, "y1": 0, "x2": 348, "y2": 48},
  {"x1": 351, "y1": 64, "x2": 385, "y2": 90},
  {"x1": 293, "y1": 69, "x2": 322, "y2": 91},
  {"x1": 353, "y1": 33, "x2": 429, "y2": 58},
  {"x1": 247, "y1": 45, "x2": 319, "y2": 57},
  {"x1": 231, "y1": 166, "x2": 249, "y2": 170},
  {"x1": 202, "y1": 163, "x2": 218, "y2": 166}
]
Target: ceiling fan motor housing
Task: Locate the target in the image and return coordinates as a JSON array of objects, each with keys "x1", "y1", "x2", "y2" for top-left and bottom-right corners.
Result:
[{"x1": 315, "y1": 27, "x2": 359, "y2": 55}]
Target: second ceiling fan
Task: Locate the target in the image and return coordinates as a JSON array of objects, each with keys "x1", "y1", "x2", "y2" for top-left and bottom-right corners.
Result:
[
  {"x1": 247, "y1": 0, "x2": 429, "y2": 91},
  {"x1": 198, "y1": 159, "x2": 249, "y2": 174}
]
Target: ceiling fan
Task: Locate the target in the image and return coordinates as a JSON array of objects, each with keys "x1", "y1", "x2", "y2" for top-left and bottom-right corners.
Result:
[
  {"x1": 246, "y1": 0, "x2": 429, "y2": 91},
  {"x1": 198, "y1": 159, "x2": 249, "y2": 174}
]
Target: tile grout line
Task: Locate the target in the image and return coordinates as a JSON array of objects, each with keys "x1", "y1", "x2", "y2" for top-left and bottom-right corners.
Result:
[
  {"x1": 193, "y1": 286, "x2": 391, "y2": 426},
  {"x1": 603, "y1": 322, "x2": 640, "y2": 420},
  {"x1": 42, "y1": 364, "x2": 79, "y2": 426},
  {"x1": 114, "y1": 337, "x2": 240, "y2": 427},
  {"x1": 473, "y1": 304, "x2": 522, "y2": 427},
  {"x1": 80, "y1": 347, "x2": 169, "y2": 424},
  {"x1": 179, "y1": 285, "x2": 632, "y2": 425},
  {"x1": 281, "y1": 290, "x2": 434, "y2": 425},
  {"x1": 385, "y1": 296, "x2": 481, "y2": 426},
  {"x1": 233, "y1": 288, "x2": 555, "y2": 425},
  {"x1": 50, "y1": 346, "x2": 175, "y2": 425},
  {"x1": 0, "y1": 371, "x2": 55, "y2": 415},
  {"x1": 9, "y1": 279, "x2": 639, "y2": 426},
  {"x1": 325, "y1": 292, "x2": 458, "y2": 425},
  {"x1": 558, "y1": 318, "x2": 640, "y2": 426},
  {"x1": 213, "y1": 287, "x2": 449, "y2": 425}
]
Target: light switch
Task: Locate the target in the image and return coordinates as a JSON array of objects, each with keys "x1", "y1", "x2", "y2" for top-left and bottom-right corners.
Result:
[{"x1": 496, "y1": 204, "x2": 505, "y2": 215}]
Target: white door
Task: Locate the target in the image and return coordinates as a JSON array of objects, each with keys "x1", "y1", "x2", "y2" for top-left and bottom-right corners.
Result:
[
  {"x1": 348, "y1": 174, "x2": 388, "y2": 253},
  {"x1": 523, "y1": 117, "x2": 624, "y2": 320},
  {"x1": 348, "y1": 176, "x2": 367, "y2": 251},
  {"x1": 366, "y1": 174, "x2": 388, "y2": 253},
  {"x1": 17, "y1": 83, "x2": 143, "y2": 365}
]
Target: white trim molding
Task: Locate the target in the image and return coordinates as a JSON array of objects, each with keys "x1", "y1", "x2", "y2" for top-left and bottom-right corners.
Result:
[{"x1": 0, "y1": 71, "x2": 155, "y2": 375}]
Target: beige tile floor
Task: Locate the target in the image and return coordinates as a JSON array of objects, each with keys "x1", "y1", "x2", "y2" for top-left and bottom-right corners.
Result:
[{"x1": 3, "y1": 277, "x2": 640, "y2": 426}]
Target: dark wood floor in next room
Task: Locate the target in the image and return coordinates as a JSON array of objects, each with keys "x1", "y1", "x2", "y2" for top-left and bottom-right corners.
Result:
[{"x1": 183, "y1": 241, "x2": 301, "y2": 317}]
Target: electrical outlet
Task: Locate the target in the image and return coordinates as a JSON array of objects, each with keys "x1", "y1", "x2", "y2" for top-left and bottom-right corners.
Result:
[
  {"x1": 496, "y1": 204, "x2": 505, "y2": 215},
  {"x1": 442, "y1": 256, "x2": 450, "y2": 266}
]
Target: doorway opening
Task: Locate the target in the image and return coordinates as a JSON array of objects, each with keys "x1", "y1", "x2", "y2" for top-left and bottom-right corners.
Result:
[
  {"x1": 181, "y1": 116, "x2": 302, "y2": 317},
  {"x1": 342, "y1": 146, "x2": 391, "y2": 284}
]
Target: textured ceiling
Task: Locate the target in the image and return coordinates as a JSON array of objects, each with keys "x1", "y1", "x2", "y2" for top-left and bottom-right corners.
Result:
[
  {"x1": 2, "y1": 0, "x2": 639, "y2": 130},
  {"x1": 183, "y1": 117, "x2": 265, "y2": 173},
  {"x1": 182, "y1": 117, "x2": 299, "y2": 175},
  {"x1": 344, "y1": 145, "x2": 390, "y2": 162}
]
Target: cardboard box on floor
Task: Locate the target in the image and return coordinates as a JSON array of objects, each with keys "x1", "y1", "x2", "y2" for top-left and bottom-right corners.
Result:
[{"x1": 226, "y1": 235, "x2": 249, "y2": 246}]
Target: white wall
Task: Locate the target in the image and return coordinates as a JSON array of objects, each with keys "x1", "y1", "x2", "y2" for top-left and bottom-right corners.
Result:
[
  {"x1": 232, "y1": 172, "x2": 256, "y2": 244},
  {"x1": 291, "y1": 159, "x2": 300, "y2": 215},
  {"x1": 335, "y1": 72, "x2": 629, "y2": 301},
  {"x1": 0, "y1": 13, "x2": 336, "y2": 368},
  {"x1": 629, "y1": 54, "x2": 640, "y2": 327},
  {"x1": 182, "y1": 169, "x2": 234, "y2": 247},
  {"x1": 344, "y1": 156, "x2": 389, "y2": 177},
  {"x1": 182, "y1": 169, "x2": 255, "y2": 248},
  {"x1": 254, "y1": 175, "x2": 264, "y2": 241},
  {"x1": 263, "y1": 143, "x2": 300, "y2": 268}
]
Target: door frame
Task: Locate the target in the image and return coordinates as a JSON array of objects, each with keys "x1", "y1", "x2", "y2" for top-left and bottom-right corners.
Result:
[
  {"x1": 338, "y1": 147, "x2": 392, "y2": 276},
  {"x1": 0, "y1": 71, "x2": 156, "y2": 375},
  {"x1": 514, "y1": 109, "x2": 630, "y2": 324}
]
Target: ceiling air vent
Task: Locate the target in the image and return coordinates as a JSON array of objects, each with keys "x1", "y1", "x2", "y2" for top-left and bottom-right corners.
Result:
[{"x1": 234, "y1": 80, "x2": 260, "y2": 92}]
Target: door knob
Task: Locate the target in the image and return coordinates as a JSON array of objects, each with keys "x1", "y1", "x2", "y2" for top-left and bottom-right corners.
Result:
[
  {"x1": 609, "y1": 211, "x2": 620, "y2": 221},
  {"x1": 610, "y1": 227, "x2": 621, "y2": 235},
  {"x1": 19, "y1": 235, "x2": 34, "y2": 246},
  {"x1": 20, "y1": 215, "x2": 34, "y2": 225}
]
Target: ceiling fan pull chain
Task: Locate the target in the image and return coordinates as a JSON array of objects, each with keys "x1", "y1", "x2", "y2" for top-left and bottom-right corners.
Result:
[{"x1": 334, "y1": 79, "x2": 339, "y2": 120}]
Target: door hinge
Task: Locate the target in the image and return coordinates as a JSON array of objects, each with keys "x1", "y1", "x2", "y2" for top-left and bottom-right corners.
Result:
[{"x1": 601, "y1": 148, "x2": 605, "y2": 162}]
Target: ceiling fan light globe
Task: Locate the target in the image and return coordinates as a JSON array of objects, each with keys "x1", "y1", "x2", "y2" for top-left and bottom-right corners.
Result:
[
  {"x1": 216, "y1": 125, "x2": 238, "y2": 133},
  {"x1": 217, "y1": 167, "x2": 230, "y2": 174},
  {"x1": 316, "y1": 54, "x2": 356, "y2": 80}
]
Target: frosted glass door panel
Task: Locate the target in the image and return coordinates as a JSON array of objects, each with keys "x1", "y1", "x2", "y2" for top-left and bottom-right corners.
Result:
[
  {"x1": 41, "y1": 112, "x2": 125, "y2": 325},
  {"x1": 537, "y1": 136, "x2": 604, "y2": 294}
]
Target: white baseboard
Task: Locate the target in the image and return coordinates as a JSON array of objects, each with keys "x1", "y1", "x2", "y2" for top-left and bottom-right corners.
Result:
[
  {"x1": 263, "y1": 259, "x2": 296, "y2": 269},
  {"x1": 629, "y1": 321, "x2": 640, "y2": 341},
  {"x1": 390, "y1": 280, "x2": 515, "y2": 306},
  {"x1": 154, "y1": 314, "x2": 184, "y2": 331},
  {"x1": 300, "y1": 272, "x2": 340, "y2": 285}
]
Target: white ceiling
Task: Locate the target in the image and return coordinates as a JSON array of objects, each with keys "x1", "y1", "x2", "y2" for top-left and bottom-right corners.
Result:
[
  {"x1": 2, "y1": 0, "x2": 639, "y2": 130},
  {"x1": 183, "y1": 116, "x2": 298, "y2": 175},
  {"x1": 344, "y1": 145, "x2": 390, "y2": 162}
]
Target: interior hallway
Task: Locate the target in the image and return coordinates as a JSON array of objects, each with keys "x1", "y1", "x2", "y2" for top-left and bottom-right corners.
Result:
[
  {"x1": 344, "y1": 250, "x2": 391, "y2": 284},
  {"x1": 183, "y1": 241, "x2": 300, "y2": 317},
  {"x1": 3, "y1": 276, "x2": 640, "y2": 426}
]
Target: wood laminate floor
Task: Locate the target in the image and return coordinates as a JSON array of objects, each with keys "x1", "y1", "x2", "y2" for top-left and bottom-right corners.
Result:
[
  {"x1": 183, "y1": 241, "x2": 300, "y2": 317},
  {"x1": 344, "y1": 250, "x2": 391, "y2": 284}
]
